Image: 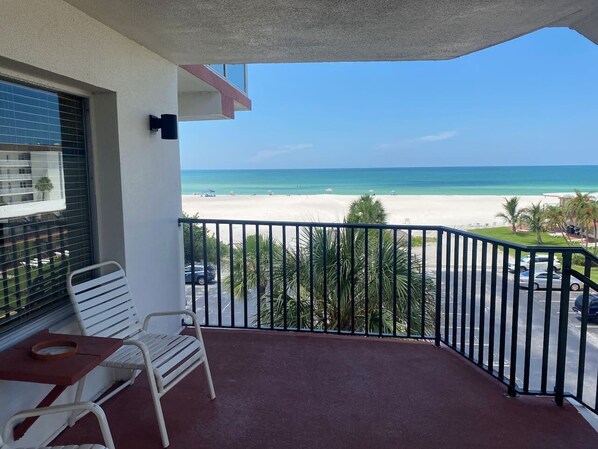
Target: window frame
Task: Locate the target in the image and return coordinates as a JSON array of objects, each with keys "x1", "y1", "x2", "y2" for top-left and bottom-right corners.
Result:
[{"x1": 0, "y1": 74, "x2": 96, "y2": 351}]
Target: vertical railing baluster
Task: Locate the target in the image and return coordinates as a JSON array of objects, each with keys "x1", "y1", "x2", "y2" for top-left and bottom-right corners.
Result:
[
  {"x1": 488, "y1": 244, "x2": 498, "y2": 374},
  {"x1": 444, "y1": 232, "x2": 451, "y2": 342},
  {"x1": 268, "y1": 224, "x2": 274, "y2": 329},
  {"x1": 469, "y1": 239, "x2": 477, "y2": 359},
  {"x1": 255, "y1": 224, "x2": 260, "y2": 329},
  {"x1": 309, "y1": 226, "x2": 314, "y2": 330},
  {"x1": 378, "y1": 227, "x2": 383, "y2": 336},
  {"x1": 351, "y1": 227, "x2": 356, "y2": 334},
  {"x1": 392, "y1": 228, "x2": 397, "y2": 337},
  {"x1": 296, "y1": 226, "x2": 301, "y2": 331},
  {"x1": 452, "y1": 235, "x2": 459, "y2": 347},
  {"x1": 22, "y1": 224, "x2": 32, "y2": 291},
  {"x1": 34, "y1": 223, "x2": 43, "y2": 277},
  {"x1": 498, "y1": 248, "x2": 510, "y2": 381},
  {"x1": 216, "y1": 225, "x2": 222, "y2": 327},
  {"x1": 460, "y1": 237, "x2": 468, "y2": 354},
  {"x1": 337, "y1": 226, "x2": 342, "y2": 333},
  {"x1": 435, "y1": 230, "x2": 443, "y2": 346},
  {"x1": 0, "y1": 224, "x2": 8, "y2": 313},
  {"x1": 282, "y1": 225, "x2": 288, "y2": 330},
  {"x1": 364, "y1": 227, "x2": 369, "y2": 335},
  {"x1": 508, "y1": 249, "x2": 522, "y2": 397},
  {"x1": 202, "y1": 222, "x2": 209, "y2": 325},
  {"x1": 229, "y1": 223, "x2": 235, "y2": 327},
  {"x1": 189, "y1": 223, "x2": 196, "y2": 315},
  {"x1": 421, "y1": 230, "x2": 427, "y2": 338},
  {"x1": 407, "y1": 229, "x2": 412, "y2": 337},
  {"x1": 242, "y1": 224, "x2": 248, "y2": 328},
  {"x1": 478, "y1": 241, "x2": 487, "y2": 366},
  {"x1": 10, "y1": 226, "x2": 22, "y2": 309},
  {"x1": 323, "y1": 226, "x2": 328, "y2": 332}
]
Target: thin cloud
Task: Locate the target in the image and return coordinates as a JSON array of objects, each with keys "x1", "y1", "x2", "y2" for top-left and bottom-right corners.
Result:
[
  {"x1": 417, "y1": 131, "x2": 458, "y2": 142},
  {"x1": 253, "y1": 143, "x2": 313, "y2": 160},
  {"x1": 379, "y1": 130, "x2": 458, "y2": 149}
]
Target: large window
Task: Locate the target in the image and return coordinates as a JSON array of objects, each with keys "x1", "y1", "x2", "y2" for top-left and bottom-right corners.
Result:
[{"x1": 0, "y1": 79, "x2": 93, "y2": 342}]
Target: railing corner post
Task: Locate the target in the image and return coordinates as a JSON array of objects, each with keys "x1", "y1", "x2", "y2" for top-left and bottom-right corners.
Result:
[{"x1": 435, "y1": 230, "x2": 443, "y2": 347}]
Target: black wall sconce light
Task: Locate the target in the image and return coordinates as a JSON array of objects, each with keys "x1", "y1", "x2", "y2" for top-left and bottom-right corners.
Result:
[{"x1": 149, "y1": 114, "x2": 178, "y2": 140}]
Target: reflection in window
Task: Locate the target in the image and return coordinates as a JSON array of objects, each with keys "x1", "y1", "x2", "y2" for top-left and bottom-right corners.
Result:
[
  {"x1": 207, "y1": 64, "x2": 247, "y2": 93},
  {"x1": 0, "y1": 79, "x2": 92, "y2": 339}
]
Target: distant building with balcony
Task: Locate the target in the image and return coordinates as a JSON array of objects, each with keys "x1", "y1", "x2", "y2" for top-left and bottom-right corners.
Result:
[{"x1": 0, "y1": 149, "x2": 66, "y2": 219}]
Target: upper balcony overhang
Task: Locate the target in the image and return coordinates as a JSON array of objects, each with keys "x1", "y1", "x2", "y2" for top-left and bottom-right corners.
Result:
[
  {"x1": 177, "y1": 65, "x2": 251, "y2": 121},
  {"x1": 65, "y1": 1, "x2": 598, "y2": 64}
]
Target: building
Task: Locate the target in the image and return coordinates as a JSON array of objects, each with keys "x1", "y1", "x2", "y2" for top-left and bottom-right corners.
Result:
[{"x1": 1, "y1": 1, "x2": 598, "y2": 447}]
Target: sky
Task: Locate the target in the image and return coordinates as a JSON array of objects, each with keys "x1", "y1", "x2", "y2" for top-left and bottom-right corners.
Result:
[{"x1": 179, "y1": 28, "x2": 598, "y2": 170}]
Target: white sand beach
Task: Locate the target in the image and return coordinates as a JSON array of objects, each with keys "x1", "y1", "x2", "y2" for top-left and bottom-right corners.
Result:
[{"x1": 182, "y1": 194, "x2": 559, "y2": 229}]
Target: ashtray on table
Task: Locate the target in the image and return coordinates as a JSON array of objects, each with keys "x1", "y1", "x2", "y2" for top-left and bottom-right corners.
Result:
[{"x1": 30, "y1": 340, "x2": 78, "y2": 361}]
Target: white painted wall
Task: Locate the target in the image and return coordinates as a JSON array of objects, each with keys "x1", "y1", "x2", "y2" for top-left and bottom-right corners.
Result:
[{"x1": 0, "y1": 1, "x2": 186, "y2": 445}]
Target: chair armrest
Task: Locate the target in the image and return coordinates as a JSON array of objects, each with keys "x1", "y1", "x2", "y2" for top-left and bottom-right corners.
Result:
[
  {"x1": 143, "y1": 310, "x2": 200, "y2": 330},
  {"x1": 3, "y1": 402, "x2": 115, "y2": 449}
]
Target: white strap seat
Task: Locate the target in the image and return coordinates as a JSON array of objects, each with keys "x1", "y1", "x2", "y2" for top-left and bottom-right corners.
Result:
[{"x1": 103, "y1": 332, "x2": 204, "y2": 392}]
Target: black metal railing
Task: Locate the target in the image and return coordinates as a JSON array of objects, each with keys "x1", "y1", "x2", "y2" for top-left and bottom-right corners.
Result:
[{"x1": 179, "y1": 217, "x2": 598, "y2": 414}]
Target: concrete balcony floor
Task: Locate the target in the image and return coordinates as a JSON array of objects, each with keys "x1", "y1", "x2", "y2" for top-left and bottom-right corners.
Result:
[{"x1": 53, "y1": 328, "x2": 598, "y2": 449}]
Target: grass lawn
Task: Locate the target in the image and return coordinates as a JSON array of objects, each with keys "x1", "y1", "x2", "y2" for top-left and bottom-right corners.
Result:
[{"x1": 466, "y1": 227, "x2": 571, "y2": 246}]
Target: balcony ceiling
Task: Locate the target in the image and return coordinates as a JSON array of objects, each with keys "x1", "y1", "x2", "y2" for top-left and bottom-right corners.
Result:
[{"x1": 64, "y1": 0, "x2": 598, "y2": 64}]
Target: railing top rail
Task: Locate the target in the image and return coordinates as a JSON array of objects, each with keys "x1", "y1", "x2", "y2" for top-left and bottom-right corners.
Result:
[
  {"x1": 178, "y1": 217, "x2": 442, "y2": 231},
  {"x1": 178, "y1": 217, "x2": 598, "y2": 262}
]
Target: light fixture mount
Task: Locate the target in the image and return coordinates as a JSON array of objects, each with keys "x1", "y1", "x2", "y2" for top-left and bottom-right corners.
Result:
[{"x1": 149, "y1": 114, "x2": 178, "y2": 140}]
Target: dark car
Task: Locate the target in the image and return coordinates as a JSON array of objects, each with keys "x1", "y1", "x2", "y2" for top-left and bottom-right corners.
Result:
[
  {"x1": 572, "y1": 293, "x2": 598, "y2": 323},
  {"x1": 184, "y1": 262, "x2": 216, "y2": 285}
]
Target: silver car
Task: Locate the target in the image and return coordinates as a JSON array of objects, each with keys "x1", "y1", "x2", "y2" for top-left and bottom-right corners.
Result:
[
  {"x1": 508, "y1": 253, "x2": 561, "y2": 273},
  {"x1": 519, "y1": 271, "x2": 581, "y2": 291}
]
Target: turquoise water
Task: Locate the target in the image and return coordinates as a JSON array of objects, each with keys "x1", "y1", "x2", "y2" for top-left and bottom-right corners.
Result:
[{"x1": 181, "y1": 166, "x2": 598, "y2": 196}]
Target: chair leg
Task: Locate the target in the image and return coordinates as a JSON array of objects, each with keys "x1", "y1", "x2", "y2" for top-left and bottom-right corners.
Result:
[
  {"x1": 68, "y1": 377, "x2": 86, "y2": 426},
  {"x1": 203, "y1": 356, "x2": 216, "y2": 400},
  {"x1": 146, "y1": 373, "x2": 170, "y2": 448}
]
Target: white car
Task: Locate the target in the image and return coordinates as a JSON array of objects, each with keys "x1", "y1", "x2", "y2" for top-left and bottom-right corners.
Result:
[
  {"x1": 508, "y1": 253, "x2": 561, "y2": 273},
  {"x1": 519, "y1": 271, "x2": 581, "y2": 291}
]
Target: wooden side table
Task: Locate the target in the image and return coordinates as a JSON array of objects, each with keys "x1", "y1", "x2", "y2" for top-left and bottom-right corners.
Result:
[{"x1": 0, "y1": 329, "x2": 122, "y2": 440}]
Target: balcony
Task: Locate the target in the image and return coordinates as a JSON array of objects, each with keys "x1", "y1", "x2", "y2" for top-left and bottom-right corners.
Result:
[{"x1": 51, "y1": 217, "x2": 598, "y2": 447}]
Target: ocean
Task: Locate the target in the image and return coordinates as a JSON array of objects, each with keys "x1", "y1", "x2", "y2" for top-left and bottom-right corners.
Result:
[{"x1": 181, "y1": 165, "x2": 598, "y2": 196}]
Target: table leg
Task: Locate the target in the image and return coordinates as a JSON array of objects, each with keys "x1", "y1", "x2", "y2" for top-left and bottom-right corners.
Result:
[{"x1": 13, "y1": 385, "x2": 67, "y2": 440}]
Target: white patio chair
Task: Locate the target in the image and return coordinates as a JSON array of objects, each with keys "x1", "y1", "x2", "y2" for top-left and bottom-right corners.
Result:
[
  {"x1": 67, "y1": 261, "x2": 215, "y2": 448},
  {"x1": 1, "y1": 402, "x2": 114, "y2": 449}
]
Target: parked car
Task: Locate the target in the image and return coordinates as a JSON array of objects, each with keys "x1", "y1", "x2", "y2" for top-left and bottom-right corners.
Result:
[
  {"x1": 508, "y1": 253, "x2": 560, "y2": 273},
  {"x1": 519, "y1": 271, "x2": 581, "y2": 291},
  {"x1": 184, "y1": 262, "x2": 216, "y2": 285},
  {"x1": 572, "y1": 294, "x2": 598, "y2": 323}
]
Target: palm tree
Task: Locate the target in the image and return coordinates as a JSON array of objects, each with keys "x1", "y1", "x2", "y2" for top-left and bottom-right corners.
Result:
[
  {"x1": 226, "y1": 200, "x2": 434, "y2": 335},
  {"x1": 520, "y1": 202, "x2": 545, "y2": 244},
  {"x1": 565, "y1": 191, "x2": 595, "y2": 249},
  {"x1": 347, "y1": 195, "x2": 387, "y2": 224},
  {"x1": 496, "y1": 196, "x2": 521, "y2": 234},
  {"x1": 544, "y1": 204, "x2": 572, "y2": 245},
  {"x1": 34, "y1": 176, "x2": 53, "y2": 200}
]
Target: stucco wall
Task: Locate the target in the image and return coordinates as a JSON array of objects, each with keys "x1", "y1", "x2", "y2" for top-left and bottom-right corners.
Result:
[{"x1": 0, "y1": 1, "x2": 185, "y2": 445}]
